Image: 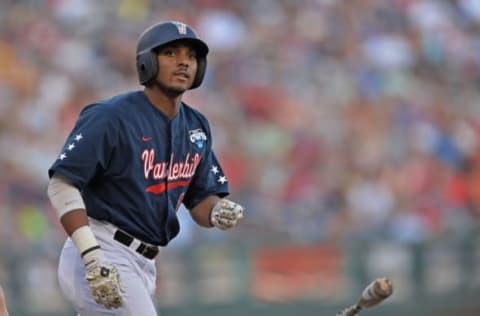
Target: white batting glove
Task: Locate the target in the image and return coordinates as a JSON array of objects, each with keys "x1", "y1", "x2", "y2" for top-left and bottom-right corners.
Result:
[
  {"x1": 210, "y1": 198, "x2": 244, "y2": 230},
  {"x1": 82, "y1": 248, "x2": 124, "y2": 309}
]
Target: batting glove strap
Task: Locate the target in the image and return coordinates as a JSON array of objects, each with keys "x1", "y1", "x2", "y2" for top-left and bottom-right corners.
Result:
[
  {"x1": 83, "y1": 250, "x2": 124, "y2": 309},
  {"x1": 210, "y1": 198, "x2": 244, "y2": 230}
]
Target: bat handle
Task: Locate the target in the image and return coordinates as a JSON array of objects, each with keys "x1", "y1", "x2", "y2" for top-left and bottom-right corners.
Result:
[{"x1": 336, "y1": 304, "x2": 362, "y2": 316}]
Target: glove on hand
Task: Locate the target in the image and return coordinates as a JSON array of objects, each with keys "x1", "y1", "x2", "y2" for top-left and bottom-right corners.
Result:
[
  {"x1": 83, "y1": 249, "x2": 124, "y2": 309},
  {"x1": 210, "y1": 198, "x2": 244, "y2": 230}
]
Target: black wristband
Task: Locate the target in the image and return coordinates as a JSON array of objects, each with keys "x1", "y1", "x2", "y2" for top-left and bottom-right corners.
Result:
[{"x1": 80, "y1": 245, "x2": 101, "y2": 258}]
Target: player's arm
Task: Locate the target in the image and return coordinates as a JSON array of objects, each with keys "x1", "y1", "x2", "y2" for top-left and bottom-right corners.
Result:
[
  {"x1": 46, "y1": 174, "x2": 123, "y2": 309},
  {"x1": 190, "y1": 195, "x2": 244, "y2": 230},
  {"x1": 47, "y1": 174, "x2": 96, "y2": 256},
  {"x1": 190, "y1": 195, "x2": 219, "y2": 227}
]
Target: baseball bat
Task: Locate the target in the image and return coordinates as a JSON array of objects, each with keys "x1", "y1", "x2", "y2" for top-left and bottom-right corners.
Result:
[{"x1": 336, "y1": 277, "x2": 393, "y2": 316}]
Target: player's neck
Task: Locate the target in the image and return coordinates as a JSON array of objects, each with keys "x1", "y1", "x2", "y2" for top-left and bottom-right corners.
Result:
[{"x1": 143, "y1": 88, "x2": 182, "y2": 119}]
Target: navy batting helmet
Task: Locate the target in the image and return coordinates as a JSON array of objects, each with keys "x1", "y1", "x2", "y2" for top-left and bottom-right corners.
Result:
[{"x1": 136, "y1": 21, "x2": 209, "y2": 89}]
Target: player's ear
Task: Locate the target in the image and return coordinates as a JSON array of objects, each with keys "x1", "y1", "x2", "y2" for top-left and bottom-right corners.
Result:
[
  {"x1": 191, "y1": 57, "x2": 206, "y2": 89},
  {"x1": 136, "y1": 51, "x2": 158, "y2": 85}
]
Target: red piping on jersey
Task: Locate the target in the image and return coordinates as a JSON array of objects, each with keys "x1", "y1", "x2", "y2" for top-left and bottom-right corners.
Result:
[{"x1": 146, "y1": 181, "x2": 191, "y2": 194}]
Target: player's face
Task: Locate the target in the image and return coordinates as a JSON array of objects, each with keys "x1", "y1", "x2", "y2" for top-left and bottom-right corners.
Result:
[{"x1": 155, "y1": 42, "x2": 198, "y2": 94}]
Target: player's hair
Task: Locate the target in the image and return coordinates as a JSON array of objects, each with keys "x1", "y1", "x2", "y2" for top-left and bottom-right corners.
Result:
[{"x1": 136, "y1": 21, "x2": 209, "y2": 89}]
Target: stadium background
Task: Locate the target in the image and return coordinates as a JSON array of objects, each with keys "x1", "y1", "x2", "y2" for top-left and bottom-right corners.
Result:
[{"x1": 1, "y1": 0, "x2": 480, "y2": 315}]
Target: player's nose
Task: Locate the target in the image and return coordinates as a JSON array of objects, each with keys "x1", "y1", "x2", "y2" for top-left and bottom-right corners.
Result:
[{"x1": 176, "y1": 48, "x2": 195, "y2": 65}]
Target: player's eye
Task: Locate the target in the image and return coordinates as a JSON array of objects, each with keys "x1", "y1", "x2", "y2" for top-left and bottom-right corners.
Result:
[
  {"x1": 187, "y1": 48, "x2": 197, "y2": 58},
  {"x1": 159, "y1": 46, "x2": 196, "y2": 61},
  {"x1": 158, "y1": 47, "x2": 175, "y2": 56}
]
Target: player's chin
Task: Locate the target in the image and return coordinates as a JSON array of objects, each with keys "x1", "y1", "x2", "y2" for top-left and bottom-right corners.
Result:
[
  {"x1": 167, "y1": 85, "x2": 188, "y2": 95},
  {"x1": 169, "y1": 80, "x2": 192, "y2": 93}
]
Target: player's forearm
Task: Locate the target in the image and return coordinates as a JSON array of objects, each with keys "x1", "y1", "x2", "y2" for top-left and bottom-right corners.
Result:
[
  {"x1": 60, "y1": 209, "x2": 89, "y2": 236},
  {"x1": 190, "y1": 195, "x2": 220, "y2": 227},
  {"x1": 61, "y1": 210, "x2": 103, "y2": 259}
]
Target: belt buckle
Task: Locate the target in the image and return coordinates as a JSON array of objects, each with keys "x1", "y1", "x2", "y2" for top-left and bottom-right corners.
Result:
[
  {"x1": 137, "y1": 243, "x2": 157, "y2": 259},
  {"x1": 137, "y1": 243, "x2": 147, "y2": 256},
  {"x1": 141, "y1": 246, "x2": 151, "y2": 257}
]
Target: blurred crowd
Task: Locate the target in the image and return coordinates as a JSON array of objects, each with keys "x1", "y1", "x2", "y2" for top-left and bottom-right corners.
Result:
[
  {"x1": 3, "y1": 0, "x2": 480, "y2": 312},
  {"x1": 2, "y1": 0, "x2": 480, "y2": 254}
]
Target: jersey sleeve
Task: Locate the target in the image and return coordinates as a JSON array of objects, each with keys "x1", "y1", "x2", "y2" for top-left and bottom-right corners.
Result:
[
  {"x1": 182, "y1": 114, "x2": 229, "y2": 210},
  {"x1": 48, "y1": 103, "x2": 119, "y2": 190},
  {"x1": 183, "y1": 148, "x2": 229, "y2": 210}
]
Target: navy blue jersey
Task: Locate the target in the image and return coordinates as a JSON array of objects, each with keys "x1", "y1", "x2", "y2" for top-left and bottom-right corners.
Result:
[{"x1": 48, "y1": 91, "x2": 229, "y2": 246}]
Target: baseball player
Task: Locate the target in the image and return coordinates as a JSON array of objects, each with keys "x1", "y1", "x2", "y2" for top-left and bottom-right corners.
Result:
[{"x1": 46, "y1": 21, "x2": 244, "y2": 315}]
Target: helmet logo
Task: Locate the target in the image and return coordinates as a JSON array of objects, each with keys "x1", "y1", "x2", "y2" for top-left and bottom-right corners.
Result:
[{"x1": 173, "y1": 22, "x2": 187, "y2": 35}]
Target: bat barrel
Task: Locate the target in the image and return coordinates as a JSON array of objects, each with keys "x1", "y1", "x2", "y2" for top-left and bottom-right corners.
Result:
[{"x1": 335, "y1": 277, "x2": 393, "y2": 315}]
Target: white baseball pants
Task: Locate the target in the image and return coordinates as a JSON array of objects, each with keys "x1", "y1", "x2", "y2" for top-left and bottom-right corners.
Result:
[{"x1": 58, "y1": 218, "x2": 158, "y2": 316}]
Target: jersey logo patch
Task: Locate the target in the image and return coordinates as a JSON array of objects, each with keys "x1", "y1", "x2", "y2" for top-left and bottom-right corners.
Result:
[{"x1": 189, "y1": 129, "x2": 207, "y2": 149}]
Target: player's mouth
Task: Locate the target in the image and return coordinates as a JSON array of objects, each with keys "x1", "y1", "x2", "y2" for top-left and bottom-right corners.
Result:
[{"x1": 173, "y1": 71, "x2": 190, "y2": 80}]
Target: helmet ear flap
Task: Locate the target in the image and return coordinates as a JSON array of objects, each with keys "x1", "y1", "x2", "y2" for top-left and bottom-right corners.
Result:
[
  {"x1": 191, "y1": 57, "x2": 207, "y2": 89},
  {"x1": 136, "y1": 51, "x2": 158, "y2": 85}
]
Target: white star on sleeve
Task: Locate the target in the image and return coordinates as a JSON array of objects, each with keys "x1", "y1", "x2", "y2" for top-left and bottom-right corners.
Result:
[
  {"x1": 74, "y1": 134, "x2": 83, "y2": 141},
  {"x1": 217, "y1": 176, "x2": 227, "y2": 184},
  {"x1": 67, "y1": 143, "x2": 75, "y2": 151},
  {"x1": 60, "y1": 153, "x2": 67, "y2": 160},
  {"x1": 211, "y1": 166, "x2": 219, "y2": 174}
]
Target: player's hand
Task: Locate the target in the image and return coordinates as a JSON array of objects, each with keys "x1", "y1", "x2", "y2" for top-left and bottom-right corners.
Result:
[
  {"x1": 83, "y1": 249, "x2": 124, "y2": 309},
  {"x1": 210, "y1": 198, "x2": 244, "y2": 230}
]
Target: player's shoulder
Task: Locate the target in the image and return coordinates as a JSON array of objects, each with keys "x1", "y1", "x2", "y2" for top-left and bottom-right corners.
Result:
[
  {"x1": 81, "y1": 90, "x2": 141, "y2": 116},
  {"x1": 96, "y1": 90, "x2": 141, "y2": 109}
]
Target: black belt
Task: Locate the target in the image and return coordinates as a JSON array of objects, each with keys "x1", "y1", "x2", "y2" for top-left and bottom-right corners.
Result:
[{"x1": 113, "y1": 230, "x2": 159, "y2": 260}]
